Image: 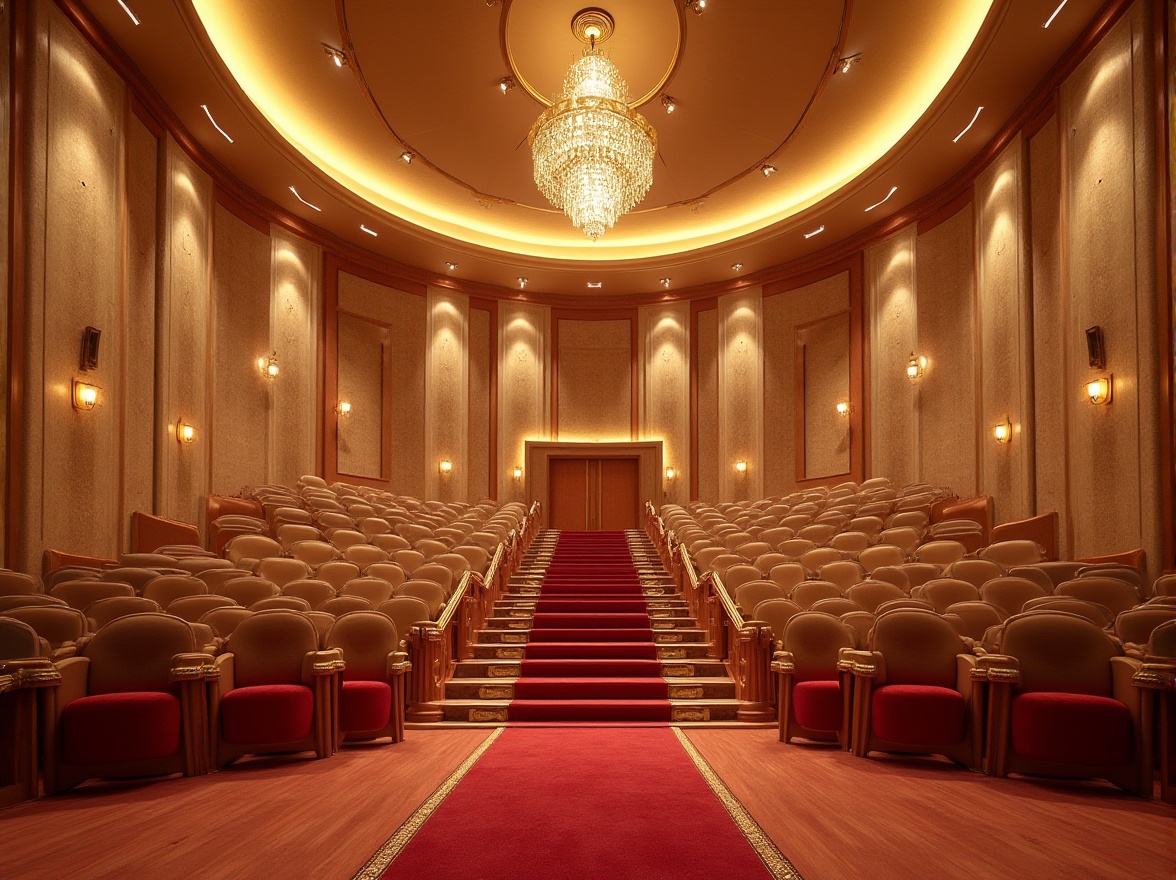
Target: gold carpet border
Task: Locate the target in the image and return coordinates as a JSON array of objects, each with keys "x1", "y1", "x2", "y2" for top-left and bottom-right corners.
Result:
[
  {"x1": 351, "y1": 726, "x2": 505, "y2": 880},
  {"x1": 672, "y1": 726, "x2": 804, "y2": 880}
]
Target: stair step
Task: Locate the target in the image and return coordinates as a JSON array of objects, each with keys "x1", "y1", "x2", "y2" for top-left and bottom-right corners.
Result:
[
  {"x1": 453, "y1": 657, "x2": 730, "y2": 678},
  {"x1": 437, "y1": 699, "x2": 744, "y2": 724},
  {"x1": 444, "y1": 677, "x2": 737, "y2": 701}
]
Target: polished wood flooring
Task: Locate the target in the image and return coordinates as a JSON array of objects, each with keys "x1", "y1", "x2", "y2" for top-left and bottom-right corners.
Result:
[{"x1": 2, "y1": 728, "x2": 1171, "y2": 880}]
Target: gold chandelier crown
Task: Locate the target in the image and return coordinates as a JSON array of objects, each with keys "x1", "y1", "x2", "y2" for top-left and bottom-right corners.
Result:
[{"x1": 528, "y1": 46, "x2": 657, "y2": 241}]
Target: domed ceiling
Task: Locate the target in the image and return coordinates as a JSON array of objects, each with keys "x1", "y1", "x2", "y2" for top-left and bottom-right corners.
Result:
[{"x1": 76, "y1": 0, "x2": 1106, "y2": 296}]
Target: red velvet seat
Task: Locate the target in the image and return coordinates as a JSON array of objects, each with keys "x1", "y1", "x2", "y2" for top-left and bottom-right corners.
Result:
[
  {"x1": 43, "y1": 612, "x2": 211, "y2": 794},
  {"x1": 775, "y1": 611, "x2": 858, "y2": 748},
  {"x1": 325, "y1": 611, "x2": 410, "y2": 747}
]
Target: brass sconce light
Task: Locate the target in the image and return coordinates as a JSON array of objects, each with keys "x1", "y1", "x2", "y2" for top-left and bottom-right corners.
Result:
[
  {"x1": 734, "y1": 460, "x2": 748, "y2": 475},
  {"x1": 836, "y1": 402, "x2": 850, "y2": 416},
  {"x1": 439, "y1": 459, "x2": 453, "y2": 476},
  {"x1": 664, "y1": 466, "x2": 676, "y2": 481},
  {"x1": 336, "y1": 401, "x2": 352, "y2": 417},
  {"x1": 258, "y1": 351, "x2": 279, "y2": 379},
  {"x1": 177, "y1": 421, "x2": 197, "y2": 445},
  {"x1": 512, "y1": 466, "x2": 523, "y2": 481},
  {"x1": 906, "y1": 352, "x2": 926, "y2": 381},
  {"x1": 993, "y1": 419, "x2": 1011, "y2": 444},
  {"x1": 72, "y1": 380, "x2": 100, "y2": 411},
  {"x1": 1085, "y1": 376, "x2": 1112, "y2": 405}
]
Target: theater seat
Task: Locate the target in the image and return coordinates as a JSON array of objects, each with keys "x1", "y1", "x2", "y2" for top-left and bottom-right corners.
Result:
[
  {"x1": 1134, "y1": 620, "x2": 1176, "y2": 802},
  {"x1": 775, "y1": 611, "x2": 858, "y2": 748},
  {"x1": 210, "y1": 610, "x2": 341, "y2": 767},
  {"x1": 324, "y1": 611, "x2": 409, "y2": 747},
  {"x1": 979, "y1": 610, "x2": 1150, "y2": 796},
  {"x1": 42, "y1": 613, "x2": 212, "y2": 794}
]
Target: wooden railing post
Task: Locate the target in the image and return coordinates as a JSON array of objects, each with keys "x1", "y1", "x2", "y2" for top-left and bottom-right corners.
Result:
[
  {"x1": 735, "y1": 622, "x2": 776, "y2": 722},
  {"x1": 404, "y1": 624, "x2": 444, "y2": 723}
]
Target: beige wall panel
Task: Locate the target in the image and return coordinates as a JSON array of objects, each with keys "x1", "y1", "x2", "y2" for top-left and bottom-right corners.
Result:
[
  {"x1": 338, "y1": 273, "x2": 426, "y2": 496},
  {"x1": 210, "y1": 205, "x2": 270, "y2": 496},
  {"x1": 975, "y1": 139, "x2": 1032, "y2": 523},
  {"x1": 499, "y1": 304, "x2": 549, "y2": 501},
  {"x1": 763, "y1": 273, "x2": 850, "y2": 496},
  {"x1": 468, "y1": 307, "x2": 492, "y2": 501},
  {"x1": 696, "y1": 308, "x2": 719, "y2": 501},
  {"x1": 270, "y1": 229, "x2": 320, "y2": 487},
  {"x1": 336, "y1": 313, "x2": 385, "y2": 481},
  {"x1": 915, "y1": 204, "x2": 978, "y2": 497},
  {"x1": 866, "y1": 227, "x2": 918, "y2": 487},
  {"x1": 156, "y1": 137, "x2": 212, "y2": 527},
  {"x1": 120, "y1": 114, "x2": 158, "y2": 548},
  {"x1": 25, "y1": 5, "x2": 125, "y2": 565},
  {"x1": 426, "y1": 289, "x2": 469, "y2": 502},
  {"x1": 801, "y1": 313, "x2": 851, "y2": 480},
  {"x1": 718, "y1": 289, "x2": 763, "y2": 501},
  {"x1": 557, "y1": 319, "x2": 632, "y2": 442},
  {"x1": 1062, "y1": 6, "x2": 1160, "y2": 571},
  {"x1": 0, "y1": 3, "x2": 9, "y2": 561},
  {"x1": 639, "y1": 303, "x2": 689, "y2": 506},
  {"x1": 1028, "y1": 116, "x2": 1070, "y2": 556}
]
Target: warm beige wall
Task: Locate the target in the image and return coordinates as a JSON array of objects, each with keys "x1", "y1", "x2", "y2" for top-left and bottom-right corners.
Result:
[
  {"x1": 638, "y1": 303, "x2": 689, "y2": 506},
  {"x1": 499, "y1": 304, "x2": 550, "y2": 501},
  {"x1": 468, "y1": 306, "x2": 493, "y2": 501},
  {"x1": 557, "y1": 318, "x2": 632, "y2": 441},
  {"x1": 718, "y1": 289, "x2": 764, "y2": 501},
  {"x1": 695, "y1": 308, "x2": 719, "y2": 501},
  {"x1": 801, "y1": 312, "x2": 851, "y2": 480},
  {"x1": 335, "y1": 312, "x2": 386, "y2": 482},
  {"x1": 425, "y1": 289, "x2": 469, "y2": 502}
]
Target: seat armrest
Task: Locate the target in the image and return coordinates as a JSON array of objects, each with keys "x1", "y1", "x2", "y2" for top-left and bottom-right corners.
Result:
[
  {"x1": 170, "y1": 652, "x2": 216, "y2": 685},
  {"x1": 386, "y1": 650, "x2": 411, "y2": 677},
  {"x1": 0, "y1": 658, "x2": 61, "y2": 693},
  {"x1": 1132, "y1": 659, "x2": 1176, "y2": 690},
  {"x1": 303, "y1": 648, "x2": 345, "y2": 684},
  {"x1": 772, "y1": 650, "x2": 796, "y2": 675},
  {"x1": 955, "y1": 652, "x2": 978, "y2": 692},
  {"x1": 843, "y1": 649, "x2": 883, "y2": 679},
  {"x1": 975, "y1": 653, "x2": 1019, "y2": 683}
]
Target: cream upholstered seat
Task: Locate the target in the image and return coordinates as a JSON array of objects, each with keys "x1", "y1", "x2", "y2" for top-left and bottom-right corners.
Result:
[
  {"x1": 817, "y1": 560, "x2": 866, "y2": 591},
  {"x1": 43, "y1": 612, "x2": 212, "y2": 794},
  {"x1": 768, "y1": 563, "x2": 808, "y2": 592},
  {"x1": 395, "y1": 581, "x2": 446, "y2": 619},
  {"x1": 980, "y1": 610, "x2": 1150, "y2": 796},
  {"x1": 810, "y1": 597, "x2": 864, "y2": 617},
  {"x1": 1054, "y1": 576, "x2": 1142, "y2": 616},
  {"x1": 978, "y1": 576, "x2": 1049, "y2": 618},
  {"x1": 412, "y1": 562, "x2": 455, "y2": 596},
  {"x1": 0, "y1": 617, "x2": 47, "y2": 659},
  {"x1": 451, "y1": 545, "x2": 489, "y2": 575},
  {"x1": 250, "y1": 596, "x2": 313, "y2": 612},
  {"x1": 1113, "y1": 607, "x2": 1176, "y2": 656},
  {"x1": 775, "y1": 611, "x2": 858, "y2": 748},
  {"x1": 101, "y1": 567, "x2": 170, "y2": 593},
  {"x1": 944, "y1": 558, "x2": 1005, "y2": 591},
  {"x1": 255, "y1": 557, "x2": 314, "y2": 589},
  {"x1": 914, "y1": 540, "x2": 968, "y2": 567},
  {"x1": 142, "y1": 574, "x2": 208, "y2": 609},
  {"x1": 224, "y1": 534, "x2": 282, "y2": 570},
  {"x1": 790, "y1": 580, "x2": 843, "y2": 610},
  {"x1": 289, "y1": 540, "x2": 342, "y2": 568},
  {"x1": 210, "y1": 609, "x2": 340, "y2": 767},
  {"x1": 869, "y1": 566, "x2": 911, "y2": 592},
  {"x1": 847, "y1": 608, "x2": 981, "y2": 769},
  {"x1": 799, "y1": 547, "x2": 842, "y2": 572},
  {"x1": 281, "y1": 579, "x2": 337, "y2": 610},
  {"x1": 750, "y1": 598, "x2": 802, "y2": 644},
  {"x1": 325, "y1": 611, "x2": 408, "y2": 747},
  {"x1": 50, "y1": 580, "x2": 134, "y2": 611},
  {"x1": 723, "y1": 563, "x2": 764, "y2": 592},
  {"x1": 857, "y1": 544, "x2": 906, "y2": 574},
  {"x1": 913, "y1": 578, "x2": 981, "y2": 613},
  {"x1": 339, "y1": 577, "x2": 395, "y2": 606},
  {"x1": 733, "y1": 581, "x2": 786, "y2": 618},
  {"x1": 316, "y1": 560, "x2": 362, "y2": 591},
  {"x1": 844, "y1": 581, "x2": 908, "y2": 613},
  {"x1": 874, "y1": 527, "x2": 922, "y2": 557},
  {"x1": 828, "y1": 531, "x2": 871, "y2": 555},
  {"x1": 216, "y1": 577, "x2": 280, "y2": 608},
  {"x1": 943, "y1": 600, "x2": 1006, "y2": 641},
  {"x1": 343, "y1": 543, "x2": 390, "y2": 570},
  {"x1": 0, "y1": 571, "x2": 41, "y2": 597},
  {"x1": 873, "y1": 598, "x2": 936, "y2": 615},
  {"x1": 318, "y1": 595, "x2": 374, "y2": 617},
  {"x1": 1020, "y1": 596, "x2": 1115, "y2": 627},
  {"x1": 84, "y1": 596, "x2": 161, "y2": 630},
  {"x1": 199, "y1": 606, "x2": 253, "y2": 641},
  {"x1": 378, "y1": 596, "x2": 433, "y2": 647},
  {"x1": 166, "y1": 594, "x2": 240, "y2": 623},
  {"x1": 980, "y1": 540, "x2": 1048, "y2": 568}
]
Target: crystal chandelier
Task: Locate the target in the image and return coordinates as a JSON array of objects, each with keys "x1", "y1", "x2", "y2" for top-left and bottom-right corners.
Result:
[{"x1": 528, "y1": 14, "x2": 657, "y2": 241}]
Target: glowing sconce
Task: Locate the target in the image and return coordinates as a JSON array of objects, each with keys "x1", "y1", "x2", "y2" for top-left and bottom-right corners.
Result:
[
  {"x1": 906, "y1": 352, "x2": 927, "y2": 381},
  {"x1": 993, "y1": 419, "x2": 1011, "y2": 445},
  {"x1": 439, "y1": 459, "x2": 453, "y2": 476},
  {"x1": 258, "y1": 351, "x2": 279, "y2": 380},
  {"x1": 836, "y1": 402, "x2": 850, "y2": 416},
  {"x1": 734, "y1": 460, "x2": 748, "y2": 476},
  {"x1": 1085, "y1": 376, "x2": 1112, "y2": 405},
  {"x1": 336, "y1": 401, "x2": 352, "y2": 418},
  {"x1": 512, "y1": 466, "x2": 523, "y2": 481},
  {"x1": 177, "y1": 421, "x2": 197, "y2": 445},
  {"x1": 72, "y1": 380, "x2": 100, "y2": 411},
  {"x1": 665, "y1": 466, "x2": 676, "y2": 481}
]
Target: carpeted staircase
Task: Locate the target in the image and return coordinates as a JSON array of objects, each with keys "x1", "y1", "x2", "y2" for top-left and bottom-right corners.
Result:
[{"x1": 441, "y1": 529, "x2": 739, "y2": 723}]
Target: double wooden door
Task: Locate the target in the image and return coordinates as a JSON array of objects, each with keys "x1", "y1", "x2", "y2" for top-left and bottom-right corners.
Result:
[{"x1": 548, "y1": 457, "x2": 640, "y2": 531}]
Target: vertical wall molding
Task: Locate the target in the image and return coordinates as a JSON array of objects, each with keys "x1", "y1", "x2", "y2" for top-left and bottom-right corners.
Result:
[
  {"x1": 425, "y1": 288, "x2": 470, "y2": 502},
  {"x1": 638, "y1": 302, "x2": 689, "y2": 506},
  {"x1": 717, "y1": 288, "x2": 763, "y2": 501}
]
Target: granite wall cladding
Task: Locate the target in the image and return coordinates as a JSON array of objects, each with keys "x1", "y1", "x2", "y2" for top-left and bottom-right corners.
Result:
[
  {"x1": 210, "y1": 204, "x2": 270, "y2": 496},
  {"x1": 763, "y1": 272, "x2": 850, "y2": 496},
  {"x1": 866, "y1": 228, "x2": 918, "y2": 489},
  {"x1": 426, "y1": 289, "x2": 469, "y2": 502},
  {"x1": 557, "y1": 318, "x2": 632, "y2": 441},
  {"x1": 639, "y1": 303, "x2": 689, "y2": 506},
  {"x1": 915, "y1": 204, "x2": 978, "y2": 496},
  {"x1": 499, "y1": 304, "x2": 549, "y2": 501},
  {"x1": 718, "y1": 290, "x2": 764, "y2": 501},
  {"x1": 270, "y1": 229, "x2": 320, "y2": 487},
  {"x1": 695, "y1": 308, "x2": 719, "y2": 502}
]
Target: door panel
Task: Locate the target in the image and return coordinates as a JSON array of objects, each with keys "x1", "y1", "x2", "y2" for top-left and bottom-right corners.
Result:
[
  {"x1": 549, "y1": 458, "x2": 589, "y2": 530},
  {"x1": 547, "y1": 457, "x2": 639, "y2": 531},
  {"x1": 598, "y1": 458, "x2": 640, "y2": 530}
]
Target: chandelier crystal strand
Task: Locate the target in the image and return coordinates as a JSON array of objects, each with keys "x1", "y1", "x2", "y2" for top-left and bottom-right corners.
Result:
[{"x1": 529, "y1": 51, "x2": 657, "y2": 241}]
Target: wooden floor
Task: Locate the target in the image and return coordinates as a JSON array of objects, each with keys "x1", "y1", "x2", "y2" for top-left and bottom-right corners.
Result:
[{"x1": 2, "y1": 727, "x2": 1172, "y2": 880}]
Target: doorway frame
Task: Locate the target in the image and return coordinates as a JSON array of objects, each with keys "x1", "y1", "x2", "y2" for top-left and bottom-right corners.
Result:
[{"x1": 525, "y1": 440, "x2": 663, "y2": 530}]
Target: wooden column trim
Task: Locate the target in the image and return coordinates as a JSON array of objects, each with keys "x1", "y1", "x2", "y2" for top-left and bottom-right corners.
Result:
[
  {"x1": 470, "y1": 297, "x2": 499, "y2": 500},
  {"x1": 6, "y1": 0, "x2": 27, "y2": 568}
]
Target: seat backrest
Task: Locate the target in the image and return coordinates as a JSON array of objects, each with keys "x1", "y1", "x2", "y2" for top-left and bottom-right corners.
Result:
[
  {"x1": 723, "y1": 564, "x2": 763, "y2": 592},
  {"x1": 857, "y1": 544, "x2": 906, "y2": 573},
  {"x1": 874, "y1": 527, "x2": 921, "y2": 556},
  {"x1": 225, "y1": 609, "x2": 319, "y2": 688},
  {"x1": 817, "y1": 560, "x2": 865, "y2": 591},
  {"x1": 733, "y1": 581, "x2": 786, "y2": 617},
  {"x1": 874, "y1": 598, "x2": 936, "y2": 615},
  {"x1": 828, "y1": 531, "x2": 871, "y2": 554},
  {"x1": 978, "y1": 576, "x2": 1048, "y2": 617},
  {"x1": 1145, "y1": 619, "x2": 1176, "y2": 659},
  {"x1": 225, "y1": 534, "x2": 282, "y2": 566},
  {"x1": 318, "y1": 595, "x2": 374, "y2": 616},
  {"x1": 844, "y1": 581, "x2": 908, "y2": 613},
  {"x1": 396, "y1": 581, "x2": 445, "y2": 618},
  {"x1": 166, "y1": 594, "x2": 240, "y2": 622},
  {"x1": 768, "y1": 563, "x2": 808, "y2": 592},
  {"x1": 796, "y1": 523, "x2": 837, "y2": 545},
  {"x1": 325, "y1": 611, "x2": 399, "y2": 681},
  {"x1": 840, "y1": 610, "x2": 875, "y2": 645},
  {"x1": 0, "y1": 617, "x2": 44, "y2": 659},
  {"x1": 916, "y1": 578, "x2": 981, "y2": 613},
  {"x1": 980, "y1": 540, "x2": 1047, "y2": 567},
  {"x1": 0, "y1": 570, "x2": 41, "y2": 596},
  {"x1": 751, "y1": 598, "x2": 803, "y2": 642},
  {"x1": 869, "y1": 608, "x2": 964, "y2": 688},
  {"x1": 85, "y1": 595, "x2": 162, "y2": 629},
  {"x1": 1054, "y1": 576, "x2": 1141, "y2": 616},
  {"x1": 869, "y1": 566, "x2": 911, "y2": 591},
  {"x1": 782, "y1": 611, "x2": 857, "y2": 681},
  {"x1": 255, "y1": 557, "x2": 314, "y2": 589},
  {"x1": 943, "y1": 558, "x2": 1005, "y2": 590},
  {"x1": 343, "y1": 543, "x2": 390, "y2": 569},
  {"x1": 50, "y1": 579, "x2": 135, "y2": 611},
  {"x1": 377, "y1": 596, "x2": 433, "y2": 639},
  {"x1": 1114, "y1": 607, "x2": 1176, "y2": 649},
  {"x1": 316, "y1": 560, "x2": 362, "y2": 590},
  {"x1": 942, "y1": 601, "x2": 1006, "y2": 641},
  {"x1": 340, "y1": 577, "x2": 395, "y2": 606},
  {"x1": 82, "y1": 612, "x2": 197, "y2": 694},
  {"x1": 799, "y1": 547, "x2": 842, "y2": 571},
  {"x1": 1020, "y1": 596, "x2": 1114, "y2": 627},
  {"x1": 250, "y1": 595, "x2": 313, "y2": 612},
  {"x1": 217, "y1": 577, "x2": 281, "y2": 608},
  {"x1": 199, "y1": 606, "x2": 253, "y2": 639},
  {"x1": 809, "y1": 596, "x2": 863, "y2": 616},
  {"x1": 289, "y1": 540, "x2": 342, "y2": 568},
  {"x1": 276, "y1": 523, "x2": 323, "y2": 550},
  {"x1": 997, "y1": 611, "x2": 1119, "y2": 695},
  {"x1": 0, "y1": 594, "x2": 67, "y2": 613},
  {"x1": 142, "y1": 574, "x2": 208, "y2": 609},
  {"x1": 394, "y1": 549, "x2": 427, "y2": 573},
  {"x1": 790, "y1": 580, "x2": 842, "y2": 609},
  {"x1": 281, "y1": 579, "x2": 337, "y2": 609},
  {"x1": 2, "y1": 605, "x2": 89, "y2": 649},
  {"x1": 451, "y1": 545, "x2": 489, "y2": 575},
  {"x1": 914, "y1": 540, "x2": 968, "y2": 566},
  {"x1": 412, "y1": 563, "x2": 454, "y2": 594}
]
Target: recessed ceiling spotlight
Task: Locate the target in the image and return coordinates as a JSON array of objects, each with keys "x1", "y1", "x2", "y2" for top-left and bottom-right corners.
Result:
[
  {"x1": 499, "y1": 76, "x2": 515, "y2": 95},
  {"x1": 686, "y1": 0, "x2": 707, "y2": 15},
  {"x1": 838, "y1": 53, "x2": 861, "y2": 74},
  {"x1": 587, "y1": 281, "x2": 603, "y2": 289},
  {"x1": 952, "y1": 106, "x2": 985, "y2": 143},
  {"x1": 803, "y1": 225, "x2": 825, "y2": 239},
  {"x1": 288, "y1": 186, "x2": 322, "y2": 212},
  {"x1": 517, "y1": 277, "x2": 528, "y2": 288},
  {"x1": 360, "y1": 224, "x2": 377, "y2": 236},
  {"x1": 200, "y1": 104, "x2": 233, "y2": 143},
  {"x1": 400, "y1": 151, "x2": 414, "y2": 164},
  {"x1": 659, "y1": 278, "x2": 671, "y2": 288},
  {"x1": 117, "y1": 0, "x2": 140, "y2": 25},
  {"x1": 445, "y1": 261, "x2": 458, "y2": 271},
  {"x1": 731, "y1": 262, "x2": 743, "y2": 272},
  {"x1": 761, "y1": 164, "x2": 777, "y2": 177},
  {"x1": 661, "y1": 95, "x2": 677, "y2": 114},
  {"x1": 864, "y1": 185, "x2": 898, "y2": 212},
  {"x1": 1043, "y1": 0, "x2": 1069, "y2": 28},
  {"x1": 322, "y1": 43, "x2": 348, "y2": 68}
]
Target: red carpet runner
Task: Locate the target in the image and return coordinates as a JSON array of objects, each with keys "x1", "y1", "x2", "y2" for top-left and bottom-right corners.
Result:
[
  {"x1": 370, "y1": 728, "x2": 793, "y2": 879},
  {"x1": 509, "y1": 531, "x2": 672, "y2": 722}
]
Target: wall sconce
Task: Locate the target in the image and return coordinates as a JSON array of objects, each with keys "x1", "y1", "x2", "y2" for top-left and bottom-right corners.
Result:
[
  {"x1": 665, "y1": 466, "x2": 676, "y2": 481},
  {"x1": 906, "y1": 352, "x2": 927, "y2": 381},
  {"x1": 993, "y1": 419, "x2": 1011, "y2": 444},
  {"x1": 439, "y1": 459, "x2": 453, "y2": 476},
  {"x1": 1085, "y1": 375, "x2": 1112, "y2": 405},
  {"x1": 258, "y1": 351, "x2": 279, "y2": 380},
  {"x1": 72, "y1": 380, "x2": 100, "y2": 411},
  {"x1": 336, "y1": 401, "x2": 352, "y2": 417},
  {"x1": 177, "y1": 421, "x2": 196, "y2": 445},
  {"x1": 835, "y1": 402, "x2": 850, "y2": 416},
  {"x1": 512, "y1": 466, "x2": 523, "y2": 481},
  {"x1": 734, "y1": 460, "x2": 748, "y2": 475}
]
